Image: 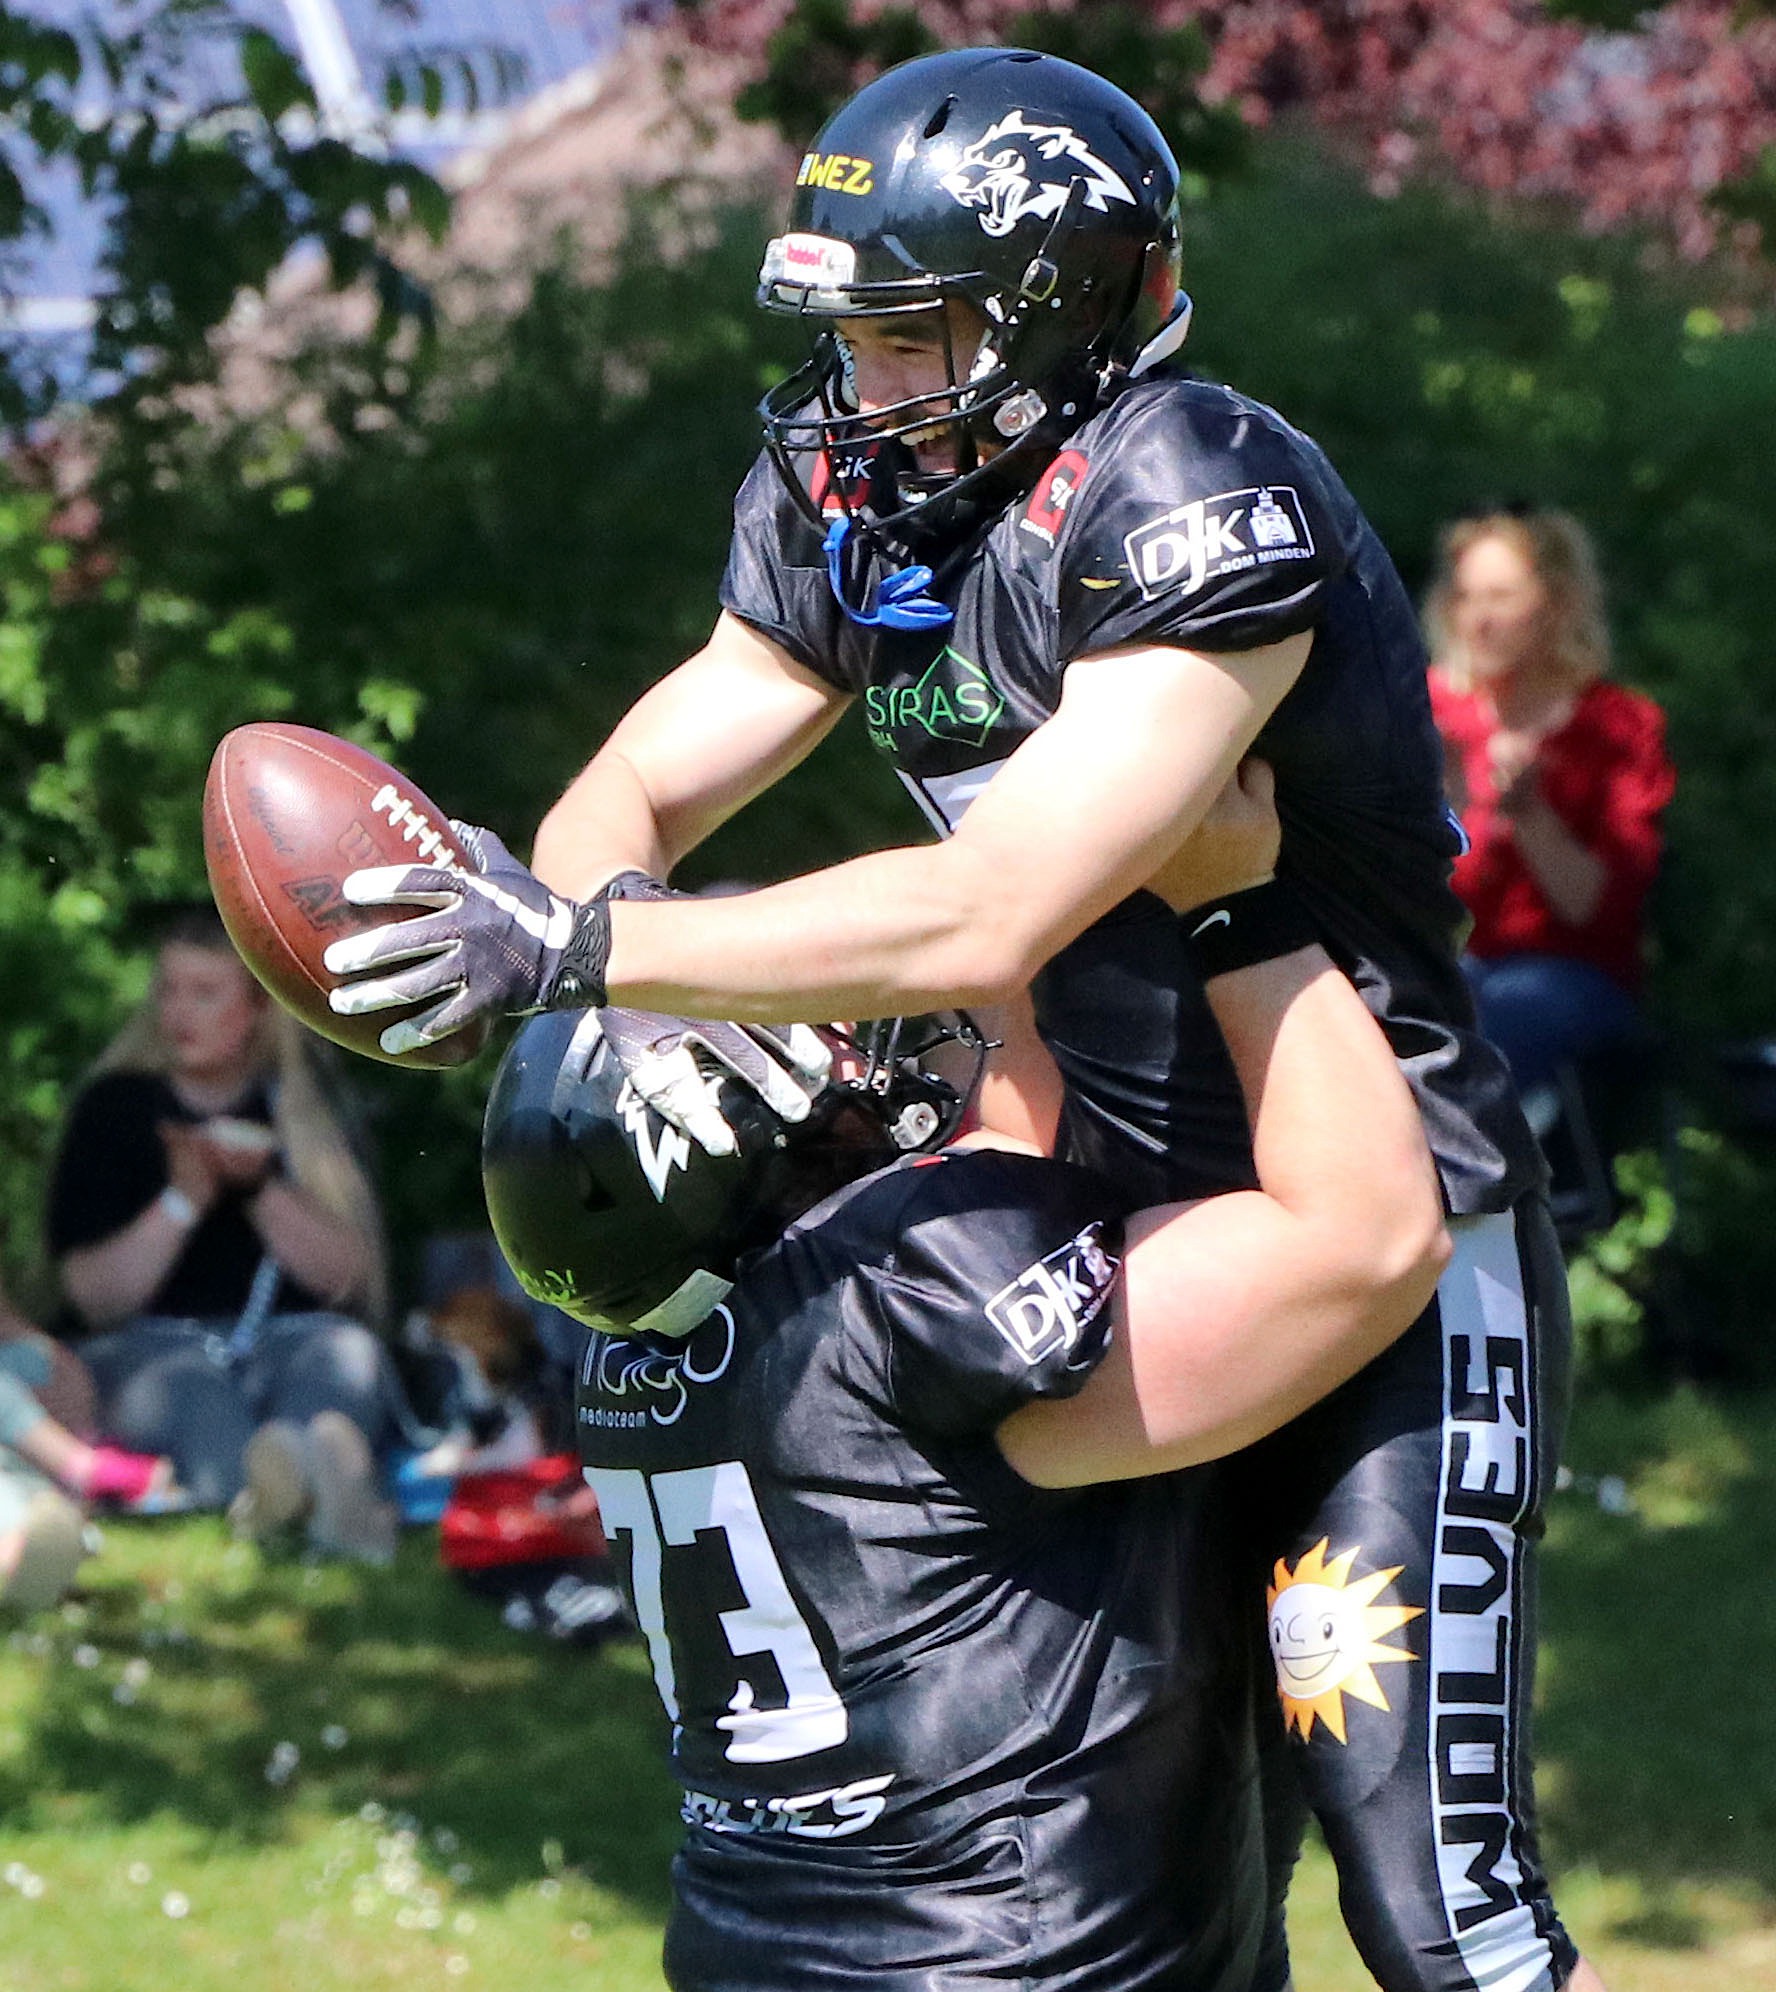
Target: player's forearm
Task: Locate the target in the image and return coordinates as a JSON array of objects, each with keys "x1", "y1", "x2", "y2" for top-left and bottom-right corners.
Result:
[
  {"x1": 604, "y1": 841, "x2": 1033, "y2": 1019},
  {"x1": 533, "y1": 619, "x2": 852, "y2": 899},
  {"x1": 1209, "y1": 952, "x2": 1442, "y2": 1265},
  {"x1": 998, "y1": 953, "x2": 1449, "y2": 1487},
  {"x1": 1144, "y1": 958, "x2": 1443, "y2": 1439},
  {"x1": 531, "y1": 748, "x2": 678, "y2": 899}
]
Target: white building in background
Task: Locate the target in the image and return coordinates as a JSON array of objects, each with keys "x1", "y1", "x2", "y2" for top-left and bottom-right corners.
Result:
[{"x1": 0, "y1": 0, "x2": 627, "y2": 369}]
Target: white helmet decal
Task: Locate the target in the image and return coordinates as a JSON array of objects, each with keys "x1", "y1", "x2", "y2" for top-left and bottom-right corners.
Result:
[
  {"x1": 615, "y1": 1076, "x2": 694, "y2": 1203},
  {"x1": 939, "y1": 110, "x2": 1136, "y2": 240}
]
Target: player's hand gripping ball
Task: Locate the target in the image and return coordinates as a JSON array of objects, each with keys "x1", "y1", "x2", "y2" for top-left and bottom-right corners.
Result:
[{"x1": 203, "y1": 723, "x2": 492, "y2": 1069}]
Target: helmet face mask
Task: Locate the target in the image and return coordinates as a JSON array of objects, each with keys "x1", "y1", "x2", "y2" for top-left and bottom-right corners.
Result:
[
  {"x1": 482, "y1": 1009, "x2": 986, "y2": 1341},
  {"x1": 757, "y1": 49, "x2": 1186, "y2": 548}
]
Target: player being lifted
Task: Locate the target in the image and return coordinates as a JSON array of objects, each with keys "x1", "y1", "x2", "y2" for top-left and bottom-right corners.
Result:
[
  {"x1": 481, "y1": 764, "x2": 1449, "y2": 1992},
  {"x1": 327, "y1": 47, "x2": 1602, "y2": 1992}
]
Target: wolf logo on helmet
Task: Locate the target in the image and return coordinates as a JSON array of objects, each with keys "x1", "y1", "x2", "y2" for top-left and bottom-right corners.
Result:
[{"x1": 941, "y1": 111, "x2": 1137, "y2": 239}]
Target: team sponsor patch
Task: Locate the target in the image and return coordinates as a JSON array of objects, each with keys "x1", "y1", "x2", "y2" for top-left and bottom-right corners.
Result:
[
  {"x1": 985, "y1": 1221, "x2": 1119, "y2": 1365},
  {"x1": 1266, "y1": 1537, "x2": 1422, "y2": 1744},
  {"x1": 864, "y1": 647, "x2": 1006, "y2": 753},
  {"x1": 1123, "y1": 484, "x2": 1315, "y2": 601},
  {"x1": 1019, "y1": 448, "x2": 1090, "y2": 547}
]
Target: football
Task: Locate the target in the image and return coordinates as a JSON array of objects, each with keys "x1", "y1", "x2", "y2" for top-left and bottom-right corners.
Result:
[{"x1": 203, "y1": 722, "x2": 490, "y2": 1069}]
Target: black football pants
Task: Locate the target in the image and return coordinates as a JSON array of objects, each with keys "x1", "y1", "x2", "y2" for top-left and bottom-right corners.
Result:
[{"x1": 1235, "y1": 1195, "x2": 1581, "y2": 1992}]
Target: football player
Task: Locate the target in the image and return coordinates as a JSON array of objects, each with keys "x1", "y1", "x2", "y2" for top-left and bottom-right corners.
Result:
[
  {"x1": 326, "y1": 48, "x2": 1598, "y2": 1992},
  {"x1": 479, "y1": 785, "x2": 1448, "y2": 1992}
]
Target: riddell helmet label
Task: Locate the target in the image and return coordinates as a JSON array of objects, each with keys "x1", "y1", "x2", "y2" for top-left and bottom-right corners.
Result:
[{"x1": 763, "y1": 233, "x2": 859, "y2": 298}]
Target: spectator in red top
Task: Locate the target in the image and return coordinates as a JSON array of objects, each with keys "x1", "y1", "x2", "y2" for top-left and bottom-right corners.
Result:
[{"x1": 1426, "y1": 508, "x2": 1674, "y2": 1105}]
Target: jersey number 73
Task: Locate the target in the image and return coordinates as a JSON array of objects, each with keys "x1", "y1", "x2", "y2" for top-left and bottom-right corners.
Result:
[{"x1": 586, "y1": 1462, "x2": 847, "y2": 1765}]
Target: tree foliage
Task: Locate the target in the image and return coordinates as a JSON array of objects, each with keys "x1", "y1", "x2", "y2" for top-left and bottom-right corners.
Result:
[
  {"x1": 0, "y1": 0, "x2": 478, "y2": 426},
  {"x1": 674, "y1": 0, "x2": 1776, "y2": 272}
]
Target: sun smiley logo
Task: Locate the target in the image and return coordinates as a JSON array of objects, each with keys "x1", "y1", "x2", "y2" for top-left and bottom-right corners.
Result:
[{"x1": 1267, "y1": 1538, "x2": 1424, "y2": 1743}]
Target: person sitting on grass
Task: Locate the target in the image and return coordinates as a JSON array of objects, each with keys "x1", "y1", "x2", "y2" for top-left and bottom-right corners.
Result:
[{"x1": 46, "y1": 906, "x2": 405, "y2": 1562}]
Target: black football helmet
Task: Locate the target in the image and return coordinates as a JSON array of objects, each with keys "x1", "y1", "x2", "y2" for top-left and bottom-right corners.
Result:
[
  {"x1": 757, "y1": 48, "x2": 1188, "y2": 554},
  {"x1": 481, "y1": 1008, "x2": 985, "y2": 1339}
]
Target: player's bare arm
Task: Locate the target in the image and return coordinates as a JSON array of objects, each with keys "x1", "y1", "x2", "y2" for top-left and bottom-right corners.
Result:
[
  {"x1": 996, "y1": 932, "x2": 1449, "y2": 1488},
  {"x1": 325, "y1": 627, "x2": 1306, "y2": 1048},
  {"x1": 530, "y1": 611, "x2": 852, "y2": 898},
  {"x1": 594, "y1": 627, "x2": 1309, "y2": 1020}
]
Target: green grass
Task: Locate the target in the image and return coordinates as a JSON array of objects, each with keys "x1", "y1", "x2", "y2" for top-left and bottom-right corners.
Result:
[{"x1": 3, "y1": 1388, "x2": 1773, "y2": 1991}]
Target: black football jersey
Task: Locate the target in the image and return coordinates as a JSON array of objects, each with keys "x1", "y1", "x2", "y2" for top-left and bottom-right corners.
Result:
[
  {"x1": 577, "y1": 1147, "x2": 1264, "y2": 1992},
  {"x1": 720, "y1": 371, "x2": 1542, "y2": 1212}
]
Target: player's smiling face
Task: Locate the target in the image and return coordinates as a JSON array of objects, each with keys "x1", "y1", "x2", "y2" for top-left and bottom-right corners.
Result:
[{"x1": 836, "y1": 303, "x2": 992, "y2": 477}]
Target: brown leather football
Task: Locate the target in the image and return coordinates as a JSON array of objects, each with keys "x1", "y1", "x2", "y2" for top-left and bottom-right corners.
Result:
[{"x1": 203, "y1": 722, "x2": 490, "y2": 1069}]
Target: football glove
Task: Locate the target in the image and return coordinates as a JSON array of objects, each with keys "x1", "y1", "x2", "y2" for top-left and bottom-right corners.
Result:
[
  {"x1": 323, "y1": 825, "x2": 629, "y2": 1058},
  {"x1": 598, "y1": 1009, "x2": 834, "y2": 1159}
]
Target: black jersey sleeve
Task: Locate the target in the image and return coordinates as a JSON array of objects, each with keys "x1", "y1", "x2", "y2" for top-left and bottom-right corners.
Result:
[
  {"x1": 718, "y1": 451, "x2": 853, "y2": 691},
  {"x1": 1055, "y1": 379, "x2": 1351, "y2": 662},
  {"x1": 870, "y1": 1152, "x2": 1123, "y2": 1440}
]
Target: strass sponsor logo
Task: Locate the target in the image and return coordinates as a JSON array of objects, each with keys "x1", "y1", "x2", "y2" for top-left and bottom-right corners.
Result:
[
  {"x1": 941, "y1": 111, "x2": 1136, "y2": 239},
  {"x1": 1019, "y1": 448, "x2": 1090, "y2": 547},
  {"x1": 985, "y1": 1221, "x2": 1119, "y2": 1365},
  {"x1": 1123, "y1": 484, "x2": 1314, "y2": 601},
  {"x1": 1266, "y1": 1537, "x2": 1422, "y2": 1744},
  {"x1": 864, "y1": 647, "x2": 1006, "y2": 754}
]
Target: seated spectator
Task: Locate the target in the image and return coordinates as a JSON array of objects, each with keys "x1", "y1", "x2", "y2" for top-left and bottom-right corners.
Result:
[
  {"x1": 2, "y1": 1278, "x2": 175, "y2": 1612},
  {"x1": 46, "y1": 906, "x2": 406, "y2": 1561},
  {"x1": 1426, "y1": 507, "x2": 1675, "y2": 1109}
]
